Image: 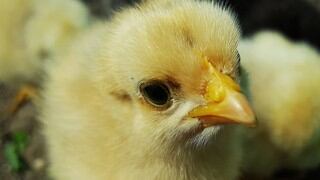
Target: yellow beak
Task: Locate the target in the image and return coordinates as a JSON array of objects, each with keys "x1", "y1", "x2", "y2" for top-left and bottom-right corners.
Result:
[{"x1": 188, "y1": 62, "x2": 256, "y2": 127}]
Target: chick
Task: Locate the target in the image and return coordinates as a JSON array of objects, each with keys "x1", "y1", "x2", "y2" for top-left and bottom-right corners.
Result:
[
  {"x1": 0, "y1": 0, "x2": 89, "y2": 83},
  {"x1": 41, "y1": 0, "x2": 255, "y2": 179},
  {"x1": 0, "y1": 0, "x2": 34, "y2": 83},
  {"x1": 0, "y1": 0, "x2": 89, "y2": 116},
  {"x1": 25, "y1": 0, "x2": 90, "y2": 64},
  {"x1": 239, "y1": 31, "x2": 320, "y2": 177}
]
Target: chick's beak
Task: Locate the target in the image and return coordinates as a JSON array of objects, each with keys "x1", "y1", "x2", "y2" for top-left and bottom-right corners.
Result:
[{"x1": 188, "y1": 62, "x2": 256, "y2": 127}]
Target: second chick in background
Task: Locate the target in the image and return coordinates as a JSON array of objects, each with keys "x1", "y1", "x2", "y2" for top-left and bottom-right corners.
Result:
[
  {"x1": 0, "y1": 0, "x2": 89, "y2": 84},
  {"x1": 239, "y1": 31, "x2": 320, "y2": 178}
]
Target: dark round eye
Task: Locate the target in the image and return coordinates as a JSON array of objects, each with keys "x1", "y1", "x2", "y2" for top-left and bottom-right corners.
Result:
[{"x1": 139, "y1": 80, "x2": 172, "y2": 108}]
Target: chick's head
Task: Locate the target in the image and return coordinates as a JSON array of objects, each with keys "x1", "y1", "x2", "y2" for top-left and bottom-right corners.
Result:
[
  {"x1": 25, "y1": 0, "x2": 89, "y2": 61},
  {"x1": 94, "y1": 0, "x2": 255, "y2": 148}
]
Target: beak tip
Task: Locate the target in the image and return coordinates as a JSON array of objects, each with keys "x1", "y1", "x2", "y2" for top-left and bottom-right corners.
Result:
[
  {"x1": 188, "y1": 67, "x2": 257, "y2": 127},
  {"x1": 248, "y1": 117, "x2": 258, "y2": 128},
  {"x1": 244, "y1": 121, "x2": 257, "y2": 128}
]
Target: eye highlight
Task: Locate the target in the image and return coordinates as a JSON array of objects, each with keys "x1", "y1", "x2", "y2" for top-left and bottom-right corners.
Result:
[{"x1": 139, "y1": 80, "x2": 172, "y2": 109}]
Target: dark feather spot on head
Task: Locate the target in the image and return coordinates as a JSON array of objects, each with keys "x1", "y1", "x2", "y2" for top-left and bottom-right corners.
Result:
[
  {"x1": 110, "y1": 90, "x2": 132, "y2": 102},
  {"x1": 181, "y1": 27, "x2": 194, "y2": 47}
]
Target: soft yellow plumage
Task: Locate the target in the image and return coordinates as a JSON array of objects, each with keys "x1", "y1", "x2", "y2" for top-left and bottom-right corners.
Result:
[
  {"x1": 0, "y1": 0, "x2": 34, "y2": 83},
  {"x1": 2, "y1": 0, "x2": 319, "y2": 178},
  {"x1": 41, "y1": 0, "x2": 255, "y2": 179},
  {"x1": 239, "y1": 31, "x2": 320, "y2": 177},
  {"x1": 0, "y1": 0, "x2": 89, "y2": 83}
]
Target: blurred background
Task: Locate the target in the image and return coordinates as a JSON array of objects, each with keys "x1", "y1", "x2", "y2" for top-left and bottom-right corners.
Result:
[{"x1": 0, "y1": 0, "x2": 319, "y2": 179}]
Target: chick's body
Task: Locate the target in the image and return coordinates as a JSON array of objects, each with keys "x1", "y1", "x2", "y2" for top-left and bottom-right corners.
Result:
[
  {"x1": 41, "y1": 0, "x2": 247, "y2": 179},
  {"x1": 0, "y1": 0, "x2": 34, "y2": 82},
  {"x1": 239, "y1": 31, "x2": 320, "y2": 177},
  {"x1": 0, "y1": 0, "x2": 89, "y2": 83}
]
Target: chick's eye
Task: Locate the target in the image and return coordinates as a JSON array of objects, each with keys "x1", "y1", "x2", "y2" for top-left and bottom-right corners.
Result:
[{"x1": 140, "y1": 80, "x2": 172, "y2": 108}]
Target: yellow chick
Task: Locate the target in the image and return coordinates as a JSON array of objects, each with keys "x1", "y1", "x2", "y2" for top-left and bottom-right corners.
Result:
[
  {"x1": 0, "y1": 0, "x2": 34, "y2": 83},
  {"x1": 25, "y1": 0, "x2": 90, "y2": 63},
  {"x1": 41, "y1": 0, "x2": 255, "y2": 179},
  {"x1": 239, "y1": 31, "x2": 320, "y2": 177},
  {"x1": 0, "y1": 0, "x2": 89, "y2": 83}
]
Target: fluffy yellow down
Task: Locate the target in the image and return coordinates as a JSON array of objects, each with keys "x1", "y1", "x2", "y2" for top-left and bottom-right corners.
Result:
[
  {"x1": 240, "y1": 31, "x2": 320, "y2": 177},
  {"x1": 41, "y1": 0, "x2": 244, "y2": 179},
  {"x1": 0, "y1": 0, "x2": 89, "y2": 83}
]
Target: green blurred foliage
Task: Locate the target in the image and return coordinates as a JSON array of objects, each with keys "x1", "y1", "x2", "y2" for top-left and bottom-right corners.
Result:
[{"x1": 4, "y1": 132, "x2": 29, "y2": 172}]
